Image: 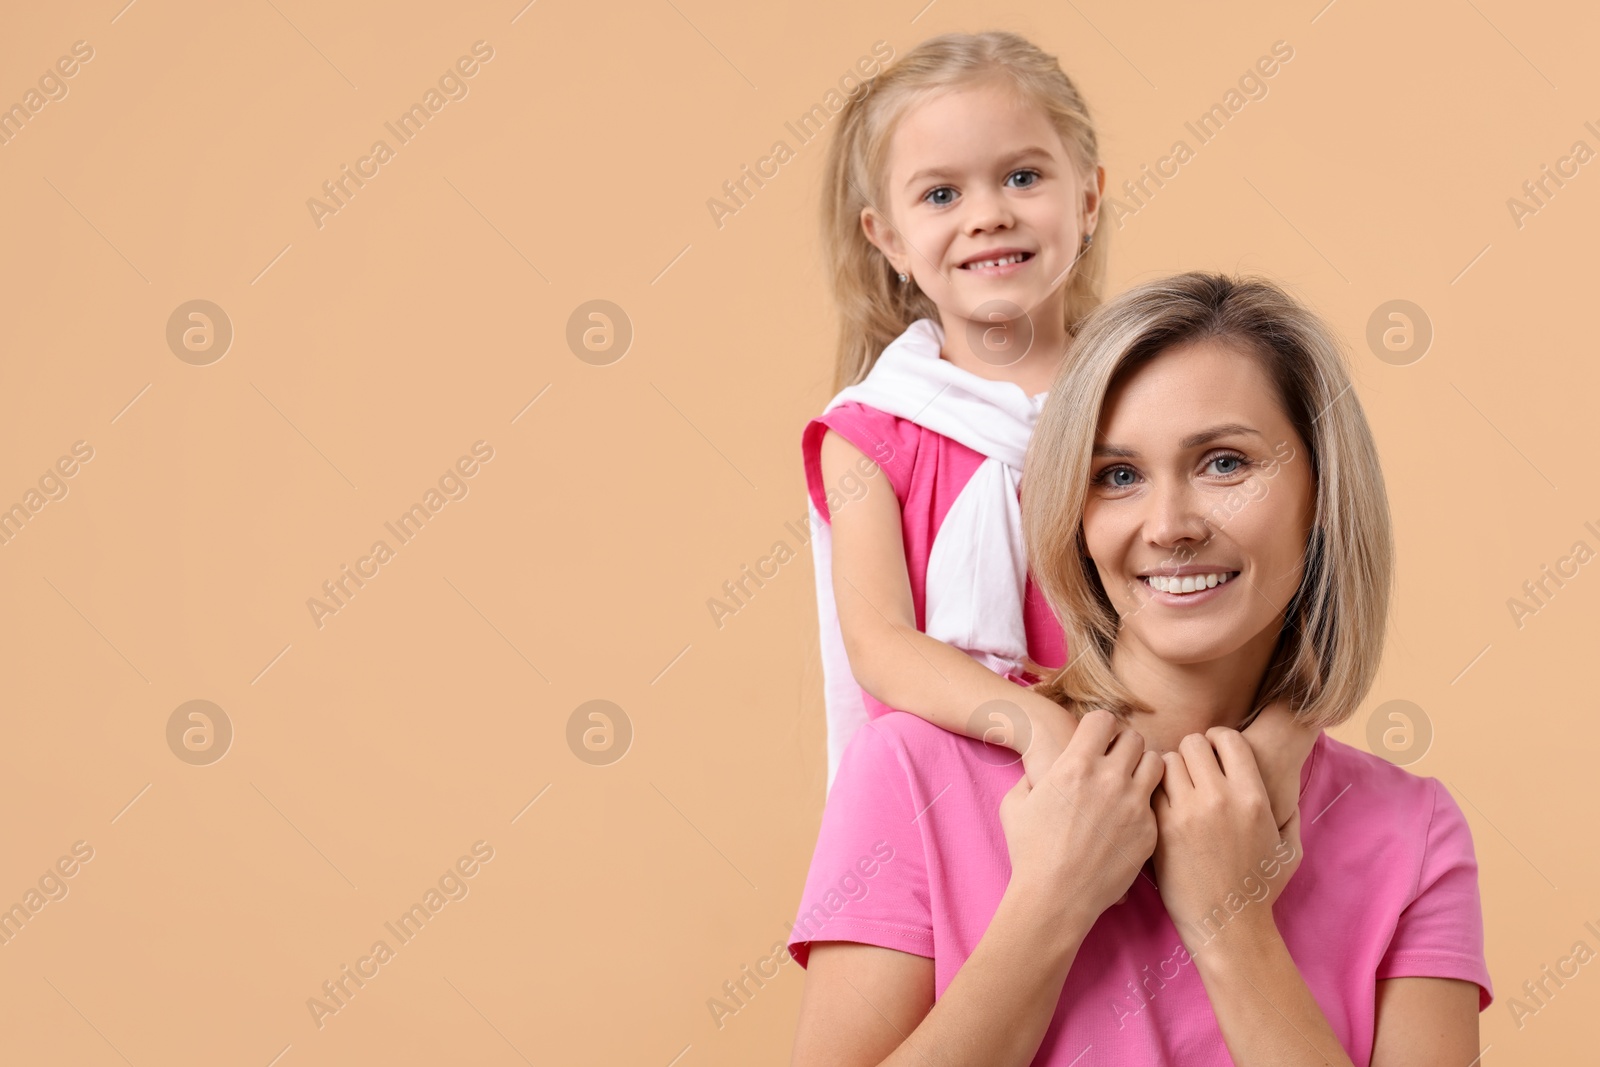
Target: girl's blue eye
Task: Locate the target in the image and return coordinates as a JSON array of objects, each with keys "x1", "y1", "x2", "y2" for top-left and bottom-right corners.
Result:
[{"x1": 923, "y1": 169, "x2": 1040, "y2": 205}]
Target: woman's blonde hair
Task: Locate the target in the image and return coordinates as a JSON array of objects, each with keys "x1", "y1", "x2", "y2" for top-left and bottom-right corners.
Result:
[
  {"x1": 1021, "y1": 271, "x2": 1393, "y2": 730},
  {"x1": 821, "y1": 31, "x2": 1109, "y2": 394}
]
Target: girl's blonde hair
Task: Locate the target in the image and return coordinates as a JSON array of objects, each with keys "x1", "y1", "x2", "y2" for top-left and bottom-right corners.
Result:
[
  {"x1": 1021, "y1": 271, "x2": 1393, "y2": 730},
  {"x1": 821, "y1": 31, "x2": 1109, "y2": 394}
]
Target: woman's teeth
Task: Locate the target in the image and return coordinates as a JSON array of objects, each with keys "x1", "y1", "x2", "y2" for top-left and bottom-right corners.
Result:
[
  {"x1": 1143, "y1": 572, "x2": 1236, "y2": 594},
  {"x1": 962, "y1": 252, "x2": 1029, "y2": 269}
]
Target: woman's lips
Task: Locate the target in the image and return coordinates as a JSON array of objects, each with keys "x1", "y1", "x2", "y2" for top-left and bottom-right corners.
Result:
[{"x1": 1139, "y1": 570, "x2": 1241, "y2": 605}]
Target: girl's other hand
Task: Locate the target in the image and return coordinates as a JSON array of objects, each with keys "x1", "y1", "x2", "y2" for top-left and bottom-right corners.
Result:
[{"x1": 1013, "y1": 692, "x2": 1079, "y2": 788}]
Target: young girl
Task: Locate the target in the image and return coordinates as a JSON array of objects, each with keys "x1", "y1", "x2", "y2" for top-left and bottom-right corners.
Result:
[{"x1": 802, "y1": 30, "x2": 1313, "y2": 823}]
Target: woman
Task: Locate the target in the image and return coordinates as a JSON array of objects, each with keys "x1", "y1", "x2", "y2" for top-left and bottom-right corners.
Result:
[{"x1": 786, "y1": 272, "x2": 1491, "y2": 1066}]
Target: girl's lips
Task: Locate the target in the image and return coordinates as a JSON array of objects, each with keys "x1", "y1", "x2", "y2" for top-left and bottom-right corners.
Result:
[{"x1": 959, "y1": 252, "x2": 1034, "y2": 277}]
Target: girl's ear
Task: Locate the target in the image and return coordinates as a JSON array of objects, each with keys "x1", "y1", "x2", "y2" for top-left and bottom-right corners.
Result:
[
  {"x1": 860, "y1": 205, "x2": 905, "y2": 270},
  {"x1": 1083, "y1": 163, "x2": 1107, "y2": 228}
]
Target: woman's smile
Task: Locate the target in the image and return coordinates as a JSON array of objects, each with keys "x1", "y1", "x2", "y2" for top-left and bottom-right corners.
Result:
[{"x1": 1138, "y1": 568, "x2": 1241, "y2": 603}]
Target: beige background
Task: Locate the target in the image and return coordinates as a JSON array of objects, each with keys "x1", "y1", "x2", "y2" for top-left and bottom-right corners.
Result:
[{"x1": 0, "y1": 0, "x2": 1594, "y2": 1063}]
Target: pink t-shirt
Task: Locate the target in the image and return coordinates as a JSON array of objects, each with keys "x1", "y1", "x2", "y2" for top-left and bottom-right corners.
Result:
[
  {"x1": 801, "y1": 400, "x2": 1067, "y2": 722},
  {"x1": 787, "y1": 714, "x2": 1493, "y2": 1066}
]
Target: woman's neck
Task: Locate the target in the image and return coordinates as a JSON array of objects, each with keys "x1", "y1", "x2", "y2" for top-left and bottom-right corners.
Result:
[{"x1": 1109, "y1": 624, "x2": 1283, "y2": 754}]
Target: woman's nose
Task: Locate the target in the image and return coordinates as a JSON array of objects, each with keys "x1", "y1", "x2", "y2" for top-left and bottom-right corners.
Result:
[{"x1": 1142, "y1": 479, "x2": 1211, "y2": 550}]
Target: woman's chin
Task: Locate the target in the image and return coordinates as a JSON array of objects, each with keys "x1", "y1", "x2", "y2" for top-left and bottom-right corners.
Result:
[{"x1": 1131, "y1": 630, "x2": 1246, "y2": 668}]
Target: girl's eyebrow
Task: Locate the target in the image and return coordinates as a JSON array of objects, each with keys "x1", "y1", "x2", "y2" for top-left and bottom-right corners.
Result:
[
  {"x1": 903, "y1": 145, "x2": 1055, "y2": 190},
  {"x1": 1092, "y1": 423, "x2": 1264, "y2": 458}
]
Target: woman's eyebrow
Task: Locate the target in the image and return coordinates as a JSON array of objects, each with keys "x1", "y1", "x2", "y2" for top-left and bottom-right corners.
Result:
[{"x1": 1092, "y1": 423, "x2": 1264, "y2": 458}]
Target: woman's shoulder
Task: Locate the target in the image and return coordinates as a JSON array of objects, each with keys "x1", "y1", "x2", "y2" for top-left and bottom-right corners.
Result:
[
  {"x1": 1313, "y1": 731, "x2": 1438, "y2": 790},
  {"x1": 857, "y1": 710, "x2": 988, "y2": 756},
  {"x1": 835, "y1": 712, "x2": 998, "y2": 788},
  {"x1": 1304, "y1": 732, "x2": 1468, "y2": 853}
]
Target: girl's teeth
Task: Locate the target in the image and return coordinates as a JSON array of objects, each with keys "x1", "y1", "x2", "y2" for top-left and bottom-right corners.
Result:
[
  {"x1": 965, "y1": 253, "x2": 1027, "y2": 269},
  {"x1": 1143, "y1": 572, "x2": 1233, "y2": 594}
]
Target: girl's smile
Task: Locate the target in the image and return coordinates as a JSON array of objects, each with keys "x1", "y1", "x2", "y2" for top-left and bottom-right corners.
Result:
[{"x1": 957, "y1": 248, "x2": 1036, "y2": 276}]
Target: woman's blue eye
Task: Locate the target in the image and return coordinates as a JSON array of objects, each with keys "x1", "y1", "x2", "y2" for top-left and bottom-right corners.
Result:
[
  {"x1": 1208, "y1": 452, "x2": 1250, "y2": 476},
  {"x1": 1007, "y1": 169, "x2": 1040, "y2": 188},
  {"x1": 925, "y1": 187, "x2": 955, "y2": 205},
  {"x1": 1095, "y1": 465, "x2": 1136, "y2": 488}
]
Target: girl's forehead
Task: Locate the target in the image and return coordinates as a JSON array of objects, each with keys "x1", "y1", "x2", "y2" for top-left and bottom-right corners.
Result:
[{"x1": 890, "y1": 82, "x2": 1061, "y2": 159}]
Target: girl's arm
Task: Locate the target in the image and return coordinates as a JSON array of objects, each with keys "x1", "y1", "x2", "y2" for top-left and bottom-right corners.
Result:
[{"x1": 819, "y1": 429, "x2": 1076, "y2": 779}]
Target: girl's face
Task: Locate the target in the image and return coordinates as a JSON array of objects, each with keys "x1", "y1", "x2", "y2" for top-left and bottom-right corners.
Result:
[
  {"x1": 1082, "y1": 339, "x2": 1316, "y2": 668},
  {"x1": 865, "y1": 80, "x2": 1101, "y2": 326}
]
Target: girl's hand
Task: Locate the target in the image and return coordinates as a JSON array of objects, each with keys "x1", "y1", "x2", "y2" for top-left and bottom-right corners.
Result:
[
  {"x1": 1152, "y1": 727, "x2": 1303, "y2": 957},
  {"x1": 1238, "y1": 700, "x2": 1319, "y2": 830},
  {"x1": 998, "y1": 710, "x2": 1164, "y2": 925},
  {"x1": 1013, "y1": 692, "x2": 1080, "y2": 789}
]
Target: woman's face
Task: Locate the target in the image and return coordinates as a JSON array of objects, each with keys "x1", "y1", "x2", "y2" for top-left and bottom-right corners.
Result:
[
  {"x1": 1082, "y1": 338, "x2": 1315, "y2": 667},
  {"x1": 865, "y1": 80, "x2": 1100, "y2": 325}
]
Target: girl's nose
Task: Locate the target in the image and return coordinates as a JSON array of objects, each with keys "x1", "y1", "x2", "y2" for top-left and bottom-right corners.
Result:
[{"x1": 963, "y1": 187, "x2": 1014, "y2": 234}]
